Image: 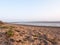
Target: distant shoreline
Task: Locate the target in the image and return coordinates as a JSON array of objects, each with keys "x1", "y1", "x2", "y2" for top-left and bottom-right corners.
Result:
[
  {"x1": 6, "y1": 22, "x2": 60, "y2": 28},
  {"x1": 8, "y1": 21, "x2": 60, "y2": 23}
]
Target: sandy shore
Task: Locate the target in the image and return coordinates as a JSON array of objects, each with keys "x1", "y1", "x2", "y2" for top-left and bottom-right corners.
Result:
[{"x1": 0, "y1": 22, "x2": 60, "y2": 45}]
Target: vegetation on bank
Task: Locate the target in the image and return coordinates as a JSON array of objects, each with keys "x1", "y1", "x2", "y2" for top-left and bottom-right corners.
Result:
[
  {"x1": 6, "y1": 26, "x2": 14, "y2": 37},
  {"x1": 6, "y1": 30, "x2": 14, "y2": 37}
]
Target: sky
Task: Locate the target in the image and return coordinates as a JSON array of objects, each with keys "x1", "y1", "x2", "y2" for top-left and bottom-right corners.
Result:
[{"x1": 0, "y1": 0, "x2": 60, "y2": 22}]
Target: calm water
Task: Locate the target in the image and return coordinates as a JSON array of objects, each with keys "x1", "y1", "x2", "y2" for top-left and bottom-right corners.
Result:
[{"x1": 12, "y1": 22, "x2": 60, "y2": 27}]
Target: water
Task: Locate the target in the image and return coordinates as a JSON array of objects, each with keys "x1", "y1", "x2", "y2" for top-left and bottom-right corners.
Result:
[{"x1": 12, "y1": 22, "x2": 60, "y2": 27}]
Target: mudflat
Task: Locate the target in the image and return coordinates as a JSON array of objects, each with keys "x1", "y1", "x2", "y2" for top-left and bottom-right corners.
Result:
[{"x1": 0, "y1": 22, "x2": 60, "y2": 45}]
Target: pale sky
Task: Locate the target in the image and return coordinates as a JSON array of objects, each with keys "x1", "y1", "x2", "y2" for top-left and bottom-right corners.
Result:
[{"x1": 0, "y1": 0, "x2": 60, "y2": 22}]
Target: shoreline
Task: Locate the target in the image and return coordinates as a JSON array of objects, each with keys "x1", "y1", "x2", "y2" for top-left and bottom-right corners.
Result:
[{"x1": 7, "y1": 23, "x2": 60, "y2": 28}]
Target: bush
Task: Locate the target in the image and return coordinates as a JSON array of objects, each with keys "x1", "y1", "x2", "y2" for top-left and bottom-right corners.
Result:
[{"x1": 6, "y1": 30, "x2": 14, "y2": 37}]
